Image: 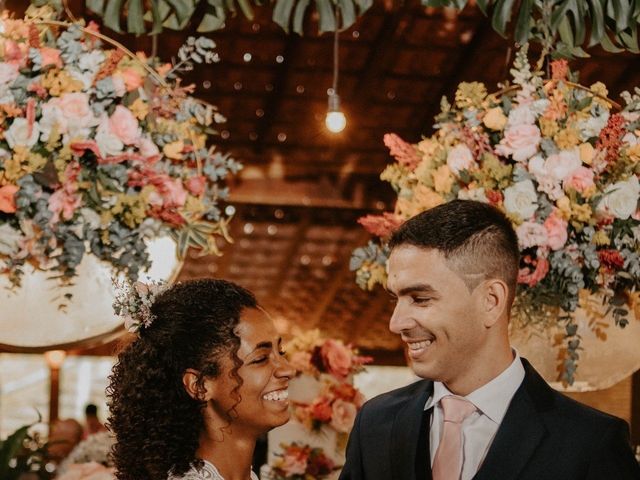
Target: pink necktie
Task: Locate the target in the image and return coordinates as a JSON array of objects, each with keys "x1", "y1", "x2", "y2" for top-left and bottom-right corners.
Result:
[{"x1": 431, "y1": 395, "x2": 477, "y2": 480}]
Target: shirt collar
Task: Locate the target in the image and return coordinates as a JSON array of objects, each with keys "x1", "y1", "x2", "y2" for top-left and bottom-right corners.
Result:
[{"x1": 424, "y1": 350, "x2": 525, "y2": 425}]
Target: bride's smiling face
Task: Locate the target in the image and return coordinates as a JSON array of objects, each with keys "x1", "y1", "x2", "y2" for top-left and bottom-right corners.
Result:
[{"x1": 207, "y1": 308, "x2": 296, "y2": 434}]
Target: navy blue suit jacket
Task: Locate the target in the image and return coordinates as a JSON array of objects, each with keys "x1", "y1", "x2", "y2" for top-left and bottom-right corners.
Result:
[{"x1": 339, "y1": 359, "x2": 640, "y2": 480}]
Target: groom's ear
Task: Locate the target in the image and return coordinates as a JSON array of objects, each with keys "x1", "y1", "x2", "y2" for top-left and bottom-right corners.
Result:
[
  {"x1": 481, "y1": 278, "x2": 509, "y2": 327},
  {"x1": 182, "y1": 369, "x2": 211, "y2": 401}
]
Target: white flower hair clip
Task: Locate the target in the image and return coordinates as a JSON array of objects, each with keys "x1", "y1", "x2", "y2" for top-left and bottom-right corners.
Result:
[{"x1": 112, "y1": 279, "x2": 170, "y2": 334}]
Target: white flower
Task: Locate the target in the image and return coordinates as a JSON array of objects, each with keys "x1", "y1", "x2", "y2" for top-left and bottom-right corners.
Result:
[
  {"x1": 516, "y1": 221, "x2": 548, "y2": 249},
  {"x1": 544, "y1": 148, "x2": 581, "y2": 182},
  {"x1": 77, "y1": 50, "x2": 105, "y2": 74},
  {"x1": 69, "y1": 68, "x2": 94, "y2": 91},
  {"x1": 577, "y1": 112, "x2": 609, "y2": 139},
  {"x1": 446, "y1": 144, "x2": 476, "y2": 175},
  {"x1": 504, "y1": 179, "x2": 539, "y2": 220},
  {"x1": 80, "y1": 208, "x2": 102, "y2": 230},
  {"x1": 458, "y1": 186, "x2": 489, "y2": 203},
  {"x1": 0, "y1": 223, "x2": 22, "y2": 256},
  {"x1": 95, "y1": 116, "x2": 123, "y2": 156},
  {"x1": 507, "y1": 105, "x2": 536, "y2": 126},
  {"x1": 597, "y1": 176, "x2": 640, "y2": 220},
  {"x1": 5, "y1": 118, "x2": 40, "y2": 148},
  {"x1": 39, "y1": 101, "x2": 67, "y2": 141}
]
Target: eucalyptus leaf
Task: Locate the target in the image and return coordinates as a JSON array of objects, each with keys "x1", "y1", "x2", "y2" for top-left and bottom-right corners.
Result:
[
  {"x1": 104, "y1": 0, "x2": 126, "y2": 33},
  {"x1": 127, "y1": 0, "x2": 146, "y2": 35},
  {"x1": 86, "y1": 0, "x2": 107, "y2": 15},
  {"x1": 315, "y1": 0, "x2": 337, "y2": 33},
  {"x1": 338, "y1": 0, "x2": 357, "y2": 30},
  {"x1": 197, "y1": 12, "x2": 226, "y2": 32},
  {"x1": 491, "y1": 0, "x2": 517, "y2": 38},
  {"x1": 293, "y1": 0, "x2": 311, "y2": 35},
  {"x1": 273, "y1": 0, "x2": 297, "y2": 33}
]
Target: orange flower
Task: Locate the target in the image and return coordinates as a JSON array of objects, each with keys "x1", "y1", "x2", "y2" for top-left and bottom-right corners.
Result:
[{"x1": 0, "y1": 184, "x2": 19, "y2": 213}]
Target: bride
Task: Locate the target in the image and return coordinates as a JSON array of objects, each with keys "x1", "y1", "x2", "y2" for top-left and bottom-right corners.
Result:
[{"x1": 107, "y1": 278, "x2": 295, "y2": 480}]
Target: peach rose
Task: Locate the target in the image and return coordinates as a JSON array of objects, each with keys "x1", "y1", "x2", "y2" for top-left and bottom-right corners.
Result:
[
  {"x1": 563, "y1": 166, "x2": 595, "y2": 195},
  {"x1": 0, "y1": 184, "x2": 19, "y2": 213},
  {"x1": 543, "y1": 212, "x2": 568, "y2": 250},
  {"x1": 138, "y1": 136, "x2": 160, "y2": 160},
  {"x1": 518, "y1": 256, "x2": 550, "y2": 287},
  {"x1": 330, "y1": 399, "x2": 357, "y2": 433},
  {"x1": 310, "y1": 398, "x2": 333, "y2": 422},
  {"x1": 48, "y1": 187, "x2": 82, "y2": 223},
  {"x1": 320, "y1": 339, "x2": 352, "y2": 379},
  {"x1": 109, "y1": 105, "x2": 140, "y2": 145},
  {"x1": 495, "y1": 124, "x2": 541, "y2": 162},
  {"x1": 116, "y1": 67, "x2": 144, "y2": 91},
  {"x1": 40, "y1": 47, "x2": 62, "y2": 68}
]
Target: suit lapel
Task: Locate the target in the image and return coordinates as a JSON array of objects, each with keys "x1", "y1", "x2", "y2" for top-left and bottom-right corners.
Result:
[
  {"x1": 390, "y1": 380, "x2": 433, "y2": 480},
  {"x1": 473, "y1": 359, "x2": 552, "y2": 480}
]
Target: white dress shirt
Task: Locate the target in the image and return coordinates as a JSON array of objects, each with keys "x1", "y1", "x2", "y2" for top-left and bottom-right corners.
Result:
[{"x1": 424, "y1": 351, "x2": 525, "y2": 480}]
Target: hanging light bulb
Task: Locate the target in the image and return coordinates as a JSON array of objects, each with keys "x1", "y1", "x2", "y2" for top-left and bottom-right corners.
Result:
[
  {"x1": 326, "y1": 92, "x2": 346, "y2": 133},
  {"x1": 325, "y1": 15, "x2": 346, "y2": 133}
]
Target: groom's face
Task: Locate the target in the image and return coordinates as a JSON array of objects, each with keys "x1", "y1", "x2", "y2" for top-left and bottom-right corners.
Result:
[{"x1": 387, "y1": 245, "x2": 488, "y2": 388}]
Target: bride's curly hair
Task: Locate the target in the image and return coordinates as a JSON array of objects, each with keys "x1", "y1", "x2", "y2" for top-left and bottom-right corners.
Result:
[{"x1": 106, "y1": 278, "x2": 257, "y2": 480}]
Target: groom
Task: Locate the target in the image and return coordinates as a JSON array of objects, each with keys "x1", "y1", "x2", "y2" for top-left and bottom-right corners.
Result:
[{"x1": 340, "y1": 200, "x2": 640, "y2": 480}]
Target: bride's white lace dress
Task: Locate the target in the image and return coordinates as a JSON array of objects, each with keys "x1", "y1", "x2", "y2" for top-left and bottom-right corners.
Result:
[{"x1": 169, "y1": 460, "x2": 259, "y2": 480}]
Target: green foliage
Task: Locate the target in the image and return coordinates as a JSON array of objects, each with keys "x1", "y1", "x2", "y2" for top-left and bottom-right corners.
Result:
[
  {"x1": 84, "y1": 0, "x2": 372, "y2": 35},
  {"x1": 0, "y1": 416, "x2": 51, "y2": 480},
  {"x1": 421, "y1": 0, "x2": 640, "y2": 58}
]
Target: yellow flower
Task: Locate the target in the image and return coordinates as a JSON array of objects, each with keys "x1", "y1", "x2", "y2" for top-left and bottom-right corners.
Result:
[
  {"x1": 590, "y1": 82, "x2": 611, "y2": 108},
  {"x1": 554, "y1": 128, "x2": 580, "y2": 149},
  {"x1": 455, "y1": 82, "x2": 487, "y2": 109},
  {"x1": 572, "y1": 203, "x2": 592, "y2": 223},
  {"x1": 366, "y1": 262, "x2": 387, "y2": 290},
  {"x1": 412, "y1": 184, "x2": 445, "y2": 211},
  {"x1": 626, "y1": 143, "x2": 640, "y2": 164},
  {"x1": 41, "y1": 69, "x2": 82, "y2": 96},
  {"x1": 112, "y1": 194, "x2": 146, "y2": 228},
  {"x1": 163, "y1": 140, "x2": 184, "y2": 160},
  {"x1": 432, "y1": 164, "x2": 454, "y2": 194},
  {"x1": 417, "y1": 138, "x2": 438, "y2": 157},
  {"x1": 539, "y1": 117, "x2": 559, "y2": 138},
  {"x1": 556, "y1": 196, "x2": 572, "y2": 220},
  {"x1": 579, "y1": 142, "x2": 594, "y2": 165},
  {"x1": 2, "y1": 147, "x2": 46, "y2": 181},
  {"x1": 129, "y1": 98, "x2": 149, "y2": 121},
  {"x1": 592, "y1": 230, "x2": 611, "y2": 246},
  {"x1": 483, "y1": 107, "x2": 507, "y2": 131},
  {"x1": 183, "y1": 195, "x2": 205, "y2": 218}
]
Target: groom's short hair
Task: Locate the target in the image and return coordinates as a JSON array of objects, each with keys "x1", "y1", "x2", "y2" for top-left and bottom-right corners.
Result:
[{"x1": 389, "y1": 199, "x2": 520, "y2": 305}]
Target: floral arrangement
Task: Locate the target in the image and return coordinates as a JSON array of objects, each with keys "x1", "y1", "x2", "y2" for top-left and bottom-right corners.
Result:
[
  {"x1": 112, "y1": 279, "x2": 169, "y2": 333},
  {"x1": 293, "y1": 382, "x2": 365, "y2": 434},
  {"x1": 285, "y1": 329, "x2": 372, "y2": 381},
  {"x1": 57, "y1": 462, "x2": 115, "y2": 480},
  {"x1": 0, "y1": 6, "x2": 240, "y2": 289},
  {"x1": 350, "y1": 45, "x2": 640, "y2": 384},
  {"x1": 271, "y1": 442, "x2": 336, "y2": 480}
]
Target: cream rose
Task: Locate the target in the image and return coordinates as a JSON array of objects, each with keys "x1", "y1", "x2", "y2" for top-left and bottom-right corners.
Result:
[
  {"x1": 507, "y1": 105, "x2": 536, "y2": 126},
  {"x1": 446, "y1": 144, "x2": 476, "y2": 175},
  {"x1": 544, "y1": 148, "x2": 581, "y2": 182},
  {"x1": 495, "y1": 124, "x2": 541, "y2": 162},
  {"x1": 597, "y1": 176, "x2": 640, "y2": 220},
  {"x1": 483, "y1": 107, "x2": 507, "y2": 130},
  {"x1": 504, "y1": 179, "x2": 538, "y2": 220},
  {"x1": 109, "y1": 105, "x2": 140, "y2": 145},
  {"x1": 330, "y1": 399, "x2": 358, "y2": 433},
  {"x1": 57, "y1": 92, "x2": 96, "y2": 133},
  {"x1": 5, "y1": 117, "x2": 39, "y2": 148},
  {"x1": 0, "y1": 62, "x2": 19, "y2": 85}
]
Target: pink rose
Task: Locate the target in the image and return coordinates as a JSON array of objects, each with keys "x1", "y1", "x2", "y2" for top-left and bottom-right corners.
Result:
[
  {"x1": 4, "y1": 40, "x2": 27, "y2": 66},
  {"x1": 117, "y1": 67, "x2": 144, "y2": 91},
  {"x1": 543, "y1": 212, "x2": 568, "y2": 250},
  {"x1": 40, "y1": 47, "x2": 62, "y2": 68},
  {"x1": 446, "y1": 144, "x2": 476, "y2": 175},
  {"x1": 0, "y1": 184, "x2": 19, "y2": 213},
  {"x1": 0, "y1": 62, "x2": 19, "y2": 85},
  {"x1": 185, "y1": 175, "x2": 207, "y2": 196},
  {"x1": 48, "y1": 186, "x2": 82, "y2": 223},
  {"x1": 320, "y1": 339, "x2": 352, "y2": 379},
  {"x1": 495, "y1": 124, "x2": 541, "y2": 162},
  {"x1": 563, "y1": 166, "x2": 595, "y2": 194},
  {"x1": 109, "y1": 105, "x2": 140, "y2": 145},
  {"x1": 515, "y1": 221, "x2": 548, "y2": 249},
  {"x1": 281, "y1": 450, "x2": 308, "y2": 476},
  {"x1": 330, "y1": 399, "x2": 358, "y2": 433},
  {"x1": 57, "y1": 92, "x2": 95, "y2": 130}
]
